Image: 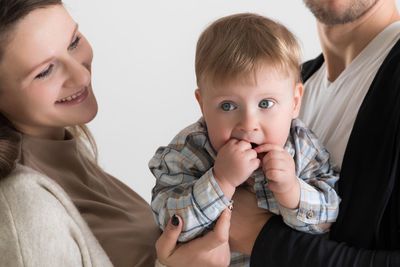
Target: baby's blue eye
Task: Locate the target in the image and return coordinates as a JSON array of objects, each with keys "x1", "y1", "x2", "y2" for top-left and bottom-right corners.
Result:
[
  {"x1": 220, "y1": 102, "x2": 236, "y2": 111},
  {"x1": 259, "y1": 99, "x2": 274, "y2": 109}
]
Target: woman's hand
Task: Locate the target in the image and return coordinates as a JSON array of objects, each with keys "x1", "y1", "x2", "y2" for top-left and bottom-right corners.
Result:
[
  {"x1": 230, "y1": 186, "x2": 273, "y2": 255},
  {"x1": 156, "y1": 209, "x2": 232, "y2": 267}
]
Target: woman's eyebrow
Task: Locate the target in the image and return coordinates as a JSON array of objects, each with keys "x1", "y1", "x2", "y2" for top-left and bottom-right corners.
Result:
[
  {"x1": 24, "y1": 23, "x2": 79, "y2": 78},
  {"x1": 69, "y1": 23, "x2": 79, "y2": 44}
]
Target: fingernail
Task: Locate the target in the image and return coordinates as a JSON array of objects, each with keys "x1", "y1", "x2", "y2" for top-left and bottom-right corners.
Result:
[{"x1": 171, "y1": 214, "x2": 179, "y2": 226}]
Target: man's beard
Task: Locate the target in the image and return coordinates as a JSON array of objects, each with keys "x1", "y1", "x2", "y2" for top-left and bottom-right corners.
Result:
[{"x1": 303, "y1": 0, "x2": 379, "y2": 26}]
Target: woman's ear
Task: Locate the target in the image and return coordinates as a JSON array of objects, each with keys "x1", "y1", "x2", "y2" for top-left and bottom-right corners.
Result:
[
  {"x1": 292, "y1": 82, "x2": 304, "y2": 118},
  {"x1": 195, "y1": 88, "x2": 204, "y2": 114}
]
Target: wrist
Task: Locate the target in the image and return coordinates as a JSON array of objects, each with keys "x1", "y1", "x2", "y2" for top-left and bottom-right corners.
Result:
[
  {"x1": 274, "y1": 179, "x2": 300, "y2": 209},
  {"x1": 213, "y1": 168, "x2": 236, "y2": 199}
]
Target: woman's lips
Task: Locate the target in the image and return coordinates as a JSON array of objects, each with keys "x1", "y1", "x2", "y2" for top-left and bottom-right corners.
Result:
[{"x1": 55, "y1": 87, "x2": 89, "y2": 105}]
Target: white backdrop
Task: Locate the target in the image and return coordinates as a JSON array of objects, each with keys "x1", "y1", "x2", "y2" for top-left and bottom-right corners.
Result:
[{"x1": 63, "y1": 1, "x2": 399, "y2": 202}]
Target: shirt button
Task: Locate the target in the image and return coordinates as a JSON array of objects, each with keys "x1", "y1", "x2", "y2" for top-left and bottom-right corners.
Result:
[{"x1": 306, "y1": 210, "x2": 314, "y2": 219}]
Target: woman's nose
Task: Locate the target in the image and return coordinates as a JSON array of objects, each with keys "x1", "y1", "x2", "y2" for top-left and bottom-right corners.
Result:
[{"x1": 64, "y1": 58, "x2": 91, "y2": 88}]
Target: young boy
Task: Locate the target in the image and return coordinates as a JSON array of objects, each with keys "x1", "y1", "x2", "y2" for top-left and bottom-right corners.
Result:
[{"x1": 149, "y1": 13, "x2": 340, "y2": 266}]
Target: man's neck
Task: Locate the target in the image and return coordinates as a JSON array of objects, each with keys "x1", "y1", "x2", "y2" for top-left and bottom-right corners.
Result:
[{"x1": 318, "y1": 0, "x2": 400, "y2": 82}]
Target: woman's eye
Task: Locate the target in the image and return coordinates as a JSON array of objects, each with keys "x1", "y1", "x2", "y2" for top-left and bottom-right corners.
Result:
[
  {"x1": 68, "y1": 36, "x2": 81, "y2": 51},
  {"x1": 259, "y1": 99, "x2": 274, "y2": 109},
  {"x1": 220, "y1": 102, "x2": 236, "y2": 111},
  {"x1": 35, "y1": 64, "x2": 54, "y2": 79}
]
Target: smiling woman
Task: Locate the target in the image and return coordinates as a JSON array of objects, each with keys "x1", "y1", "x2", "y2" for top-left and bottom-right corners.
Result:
[
  {"x1": 0, "y1": 5, "x2": 97, "y2": 140},
  {"x1": 0, "y1": 1, "x2": 160, "y2": 266},
  {"x1": 0, "y1": 1, "x2": 236, "y2": 267}
]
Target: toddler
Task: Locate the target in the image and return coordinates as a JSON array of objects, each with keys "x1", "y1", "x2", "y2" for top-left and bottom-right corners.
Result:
[{"x1": 149, "y1": 13, "x2": 340, "y2": 266}]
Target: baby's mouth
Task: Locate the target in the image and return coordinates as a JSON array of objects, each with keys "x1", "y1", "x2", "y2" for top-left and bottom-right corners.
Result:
[
  {"x1": 250, "y1": 142, "x2": 266, "y2": 161},
  {"x1": 250, "y1": 142, "x2": 258, "y2": 149}
]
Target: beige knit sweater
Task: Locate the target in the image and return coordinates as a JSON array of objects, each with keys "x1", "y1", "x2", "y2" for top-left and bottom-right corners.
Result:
[{"x1": 0, "y1": 165, "x2": 113, "y2": 267}]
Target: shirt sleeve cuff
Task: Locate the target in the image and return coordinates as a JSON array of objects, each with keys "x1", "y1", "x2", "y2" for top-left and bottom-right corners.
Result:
[
  {"x1": 192, "y1": 168, "x2": 232, "y2": 220},
  {"x1": 295, "y1": 178, "x2": 322, "y2": 224}
]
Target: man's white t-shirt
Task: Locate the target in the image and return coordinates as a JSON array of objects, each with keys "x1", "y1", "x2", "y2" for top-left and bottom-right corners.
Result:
[{"x1": 300, "y1": 22, "x2": 400, "y2": 170}]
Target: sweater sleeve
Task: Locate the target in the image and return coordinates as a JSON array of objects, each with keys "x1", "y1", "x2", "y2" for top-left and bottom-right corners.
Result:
[
  {"x1": 250, "y1": 216, "x2": 400, "y2": 267},
  {"x1": 0, "y1": 166, "x2": 113, "y2": 267}
]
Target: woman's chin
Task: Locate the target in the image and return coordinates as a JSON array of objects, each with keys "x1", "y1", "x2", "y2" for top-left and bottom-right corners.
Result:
[
  {"x1": 80, "y1": 102, "x2": 98, "y2": 124},
  {"x1": 69, "y1": 99, "x2": 98, "y2": 125}
]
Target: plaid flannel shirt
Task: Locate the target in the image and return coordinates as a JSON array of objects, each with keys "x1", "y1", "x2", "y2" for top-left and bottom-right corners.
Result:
[{"x1": 149, "y1": 118, "x2": 340, "y2": 243}]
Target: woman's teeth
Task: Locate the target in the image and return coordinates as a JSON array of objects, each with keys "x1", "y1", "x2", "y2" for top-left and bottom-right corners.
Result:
[{"x1": 56, "y1": 89, "x2": 85, "y2": 103}]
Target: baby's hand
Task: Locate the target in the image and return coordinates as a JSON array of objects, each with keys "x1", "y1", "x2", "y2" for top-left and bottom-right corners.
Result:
[
  {"x1": 255, "y1": 144, "x2": 300, "y2": 209},
  {"x1": 213, "y1": 139, "x2": 260, "y2": 199}
]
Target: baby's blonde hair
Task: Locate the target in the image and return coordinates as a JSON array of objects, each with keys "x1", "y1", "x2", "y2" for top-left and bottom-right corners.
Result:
[{"x1": 195, "y1": 13, "x2": 302, "y2": 89}]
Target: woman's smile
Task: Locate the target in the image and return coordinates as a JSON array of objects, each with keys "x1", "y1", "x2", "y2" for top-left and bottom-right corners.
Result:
[{"x1": 55, "y1": 86, "x2": 89, "y2": 105}]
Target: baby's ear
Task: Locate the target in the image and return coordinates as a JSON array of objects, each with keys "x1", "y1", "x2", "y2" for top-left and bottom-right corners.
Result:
[
  {"x1": 195, "y1": 88, "x2": 204, "y2": 114},
  {"x1": 292, "y1": 83, "x2": 304, "y2": 118}
]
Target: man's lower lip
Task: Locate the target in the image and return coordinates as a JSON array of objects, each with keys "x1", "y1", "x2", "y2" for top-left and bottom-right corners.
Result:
[{"x1": 55, "y1": 87, "x2": 89, "y2": 105}]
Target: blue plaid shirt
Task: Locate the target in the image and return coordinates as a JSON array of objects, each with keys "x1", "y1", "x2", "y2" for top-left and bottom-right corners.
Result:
[{"x1": 149, "y1": 117, "x2": 340, "y2": 242}]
